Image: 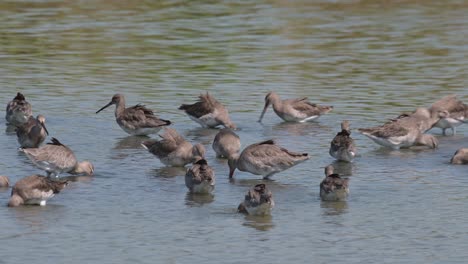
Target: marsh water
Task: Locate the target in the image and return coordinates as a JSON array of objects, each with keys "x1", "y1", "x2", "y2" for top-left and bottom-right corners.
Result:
[{"x1": 0, "y1": 1, "x2": 467, "y2": 263}]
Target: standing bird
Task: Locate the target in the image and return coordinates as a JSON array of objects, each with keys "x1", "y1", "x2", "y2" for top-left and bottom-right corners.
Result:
[
  {"x1": 8, "y1": 174, "x2": 68, "y2": 207},
  {"x1": 430, "y1": 94, "x2": 467, "y2": 135},
  {"x1": 141, "y1": 128, "x2": 206, "y2": 167},
  {"x1": 320, "y1": 165, "x2": 349, "y2": 201},
  {"x1": 450, "y1": 148, "x2": 468, "y2": 164},
  {"x1": 237, "y1": 184, "x2": 274, "y2": 216},
  {"x1": 329, "y1": 120, "x2": 356, "y2": 162},
  {"x1": 178, "y1": 92, "x2": 236, "y2": 129},
  {"x1": 212, "y1": 128, "x2": 241, "y2": 159},
  {"x1": 258, "y1": 91, "x2": 333, "y2": 123},
  {"x1": 0, "y1": 176, "x2": 10, "y2": 187},
  {"x1": 20, "y1": 138, "x2": 94, "y2": 177},
  {"x1": 358, "y1": 108, "x2": 443, "y2": 149},
  {"x1": 96, "y1": 94, "x2": 171, "y2": 136},
  {"x1": 228, "y1": 139, "x2": 309, "y2": 179},
  {"x1": 16, "y1": 114, "x2": 49, "y2": 148},
  {"x1": 5, "y1": 92, "x2": 32, "y2": 126},
  {"x1": 185, "y1": 159, "x2": 215, "y2": 194}
]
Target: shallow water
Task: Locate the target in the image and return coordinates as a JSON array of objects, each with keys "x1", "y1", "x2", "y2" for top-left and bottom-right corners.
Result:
[{"x1": 0, "y1": 1, "x2": 467, "y2": 263}]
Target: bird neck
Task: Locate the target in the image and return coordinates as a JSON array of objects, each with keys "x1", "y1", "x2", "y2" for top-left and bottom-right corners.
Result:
[{"x1": 114, "y1": 99, "x2": 126, "y2": 118}]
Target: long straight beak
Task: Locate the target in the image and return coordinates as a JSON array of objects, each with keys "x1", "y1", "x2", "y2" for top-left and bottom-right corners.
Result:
[
  {"x1": 96, "y1": 101, "x2": 113, "y2": 114},
  {"x1": 40, "y1": 122, "x2": 49, "y2": 136},
  {"x1": 258, "y1": 101, "x2": 270, "y2": 123},
  {"x1": 228, "y1": 165, "x2": 236, "y2": 179}
]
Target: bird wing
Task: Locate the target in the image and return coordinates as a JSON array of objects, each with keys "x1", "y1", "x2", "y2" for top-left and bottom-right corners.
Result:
[
  {"x1": 288, "y1": 97, "x2": 330, "y2": 116},
  {"x1": 24, "y1": 145, "x2": 77, "y2": 171},
  {"x1": 178, "y1": 93, "x2": 219, "y2": 118},
  {"x1": 359, "y1": 118, "x2": 410, "y2": 138},
  {"x1": 124, "y1": 104, "x2": 170, "y2": 128},
  {"x1": 431, "y1": 95, "x2": 464, "y2": 113},
  {"x1": 246, "y1": 141, "x2": 307, "y2": 169},
  {"x1": 330, "y1": 130, "x2": 355, "y2": 152},
  {"x1": 320, "y1": 175, "x2": 349, "y2": 193}
]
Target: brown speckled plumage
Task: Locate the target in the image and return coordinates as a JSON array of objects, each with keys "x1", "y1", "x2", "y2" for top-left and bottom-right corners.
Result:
[
  {"x1": 8, "y1": 174, "x2": 68, "y2": 207},
  {"x1": 6, "y1": 92, "x2": 32, "y2": 126},
  {"x1": 96, "y1": 94, "x2": 171, "y2": 136},
  {"x1": 16, "y1": 114, "x2": 49, "y2": 148},
  {"x1": 185, "y1": 159, "x2": 215, "y2": 193},
  {"x1": 238, "y1": 184, "x2": 274, "y2": 215},
  {"x1": 142, "y1": 128, "x2": 205, "y2": 167},
  {"x1": 320, "y1": 165, "x2": 349, "y2": 201},
  {"x1": 179, "y1": 92, "x2": 236, "y2": 129}
]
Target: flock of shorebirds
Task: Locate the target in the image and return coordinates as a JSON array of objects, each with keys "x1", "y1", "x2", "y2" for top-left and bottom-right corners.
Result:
[{"x1": 1, "y1": 92, "x2": 467, "y2": 215}]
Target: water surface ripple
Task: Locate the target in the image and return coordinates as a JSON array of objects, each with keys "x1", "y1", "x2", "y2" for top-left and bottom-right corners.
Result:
[{"x1": 0, "y1": 1, "x2": 467, "y2": 263}]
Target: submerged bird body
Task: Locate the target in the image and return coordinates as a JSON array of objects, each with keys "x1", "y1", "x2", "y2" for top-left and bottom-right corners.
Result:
[
  {"x1": 430, "y1": 95, "x2": 467, "y2": 135},
  {"x1": 8, "y1": 175, "x2": 68, "y2": 207},
  {"x1": 16, "y1": 114, "x2": 49, "y2": 148},
  {"x1": 238, "y1": 184, "x2": 274, "y2": 216},
  {"x1": 6, "y1": 92, "x2": 32, "y2": 126},
  {"x1": 142, "y1": 128, "x2": 205, "y2": 167},
  {"x1": 212, "y1": 128, "x2": 241, "y2": 159},
  {"x1": 450, "y1": 148, "x2": 468, "y2": 165},
  {"x1": 96, "y1": 94, "x2": 171, "y2": 136},
  {"x1": 185, "y1": 159, "x2": 215, "y2": 194},
  {"x1": 179, "y1": 93, "x2": 236, "y2": 129},
  {"x1": 329, "y1": 120, "x2": 356, "y2": 162},
  {"x1": 358, "y1": 108, "x2": 442, "y2": 149},
  {"x1": 228, "y1": 140, "x2": 309, "y2": 179},
  {"x1": 258, "y1": 92, "x2": 333, "y2": 123},
  {"x1": 20, "y1": 138, "x2": 94, "y2": 177},
  {"x1": 320, "y1": 165, "x2": 349, "y2": 201}
]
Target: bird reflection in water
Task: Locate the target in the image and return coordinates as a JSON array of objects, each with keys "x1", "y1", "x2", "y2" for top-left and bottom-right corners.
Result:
[
  {"x1": 5, "y1": 124, "x2": 17, "y2": 134},
  {"x1": 242, "y1": 214, "x2": 275, "y2": 231},
  {"x1": 9, "y1": 203, "x2": 67, "y2": 234},
  {"x1": 149, "y1": 167, "x2": 187, "y2": 178},
  {"x1": 320, "y1": 201, "x2": 348, "y2": 216},
  {"x1": 266, "y1": 122, "x2": 331, "y2": 138},
  {"x1": 330, "y1": 160, "x2": 355, "y2": 176},
  {"x1": 114, "y1": 136, "x2": 150, "y2": 150},
  {"x1": 184, "y1": 127, "x2": 219, "y2": 146},
  {"x1": 185, "y1": 192, "x2": 214, "y2": 207},
  {"x1": 60, "y1": 174, "x2": 94, "y2": 183}
]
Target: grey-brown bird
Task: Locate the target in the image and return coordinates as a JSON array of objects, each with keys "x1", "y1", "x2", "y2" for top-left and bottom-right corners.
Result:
[
  {"x1": 228, "y1": 139, "x2": 309, "y2": 179},
  {"x1": 179, "y1": 92, "x2": 236, "y2": 129},
  {"x1": 320, "y1": 165, "x2": 349, "y2": 202},
  {"x1": 258, "y1": 91, "x2": 333, "y2": 123},
  {"x1": 212, "y1": 128, "x2": 241, "y2": 159},
  {"x1": 142, "y1": 128, "x2": 206, "y2": 167},
  {"x1": 16, "y1": 114, "x2": 49, "y2": 148},
  {"x1": 8, "y1": 174, "x2": 68, "y2": 207},
  {"x1": 96, "y1": 94, "x2": 171, "y2": 136},
  {"x1": 5, "y1": 92, "x2": 32, "y2": 126},
  {"x1": 20, "y1": 138, "x2": 94, "y2": 177},
  {"x1": 185, "y1": 159, "x2": 215, "y2": 194},
  {"x1": 430, "y1": 94, "x2": 468, "y2": 135},
  {"x1": 358, "y1": 108, "x2": 445, "y2": 149},
  {"x1": 238, "y1": 184, "x2": 274, "y2": 216},
  {"x1": 329, "y1": 120, "x2": 356, "y2": 162}
]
